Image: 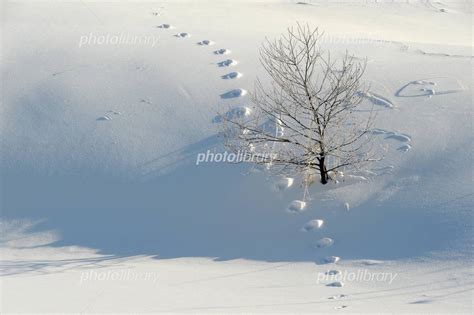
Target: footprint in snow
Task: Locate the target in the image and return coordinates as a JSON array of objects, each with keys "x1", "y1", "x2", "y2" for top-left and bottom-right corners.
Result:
[
  {"x1": 326, "y1": 270, "x2": 341, "y2": 276},
  {"x1": 316, "y1": 237, "x2": 334, "y2": 248},
  {"x1": 140, "y1": 99, "x2": 153, "y2": 105},
  {"x1": 356, "y1": 259, "x2": 384, "y2": 266},
  {"x1": 322, "y1": 256, "x2": 340, "y2": 264},
  {"x1": 334, "y1": 305, "x2": 348, "y2": 310},
  {"x1": 288, "y1": 200, "x2": 306, "y2": 213},
  {"x1": 157, "y1": 24, "x2": 173, "y2": 29},
  {"x1": 97, "y1": 111, "x2": 121, "y2": 121},
  {"x1": 371, "y1": 165, "x2": 394, "y2": 175},
  {"x1": 214, "y1": 48, "x2": 231, "y2": 55},
  {"x1": 218, "y1": 59, "x2": 238, "y2": 67},
  {"x1": 396, "y1": 77, "x2": 464, "y2": 98},
  {"x1": 220, "y1": 89, "x2": 247, "y2": 99},
  {"x1": 222, "y1": 72, "x2": 242, "y2": 79},
  {"x1": 198, "y1": 40, "x2": 214, "y2": 46},
  {"x1": 397, "y1": 144, "x2": 412, "y2": 152},
  {"x1": 97, "y1": 115, "x2": 111, "y2": 121},
  {"x1": 175, "y1": 32, "x2": 190, "y2": 38},
  {"x1": 384, "y1": 134, "x2": 411, "y2": 142},
  {"x1": 420, "y1": 87, "x2": 436, "y2": 98},
  {"x1": 212, "y1": 106, "x2": 252, "y2": 123},
  {"x1": 301, "y1": 219, "x2": 324, "y2": 232},
  {"x1": 327, "y1": 281, "x2": 344, "y2": 287},
  {"x1": 358, "y1": 91, "x2": 395, "y2": 109},
  {"x1": 275, "y1": 177, "x2": 294, "y2": 191},
  {"x1": 328, "y1": 294, "x2": 347, "y2": 300},
  {"x1": 370, "y1": 129, "x2": 412, "y2": 152}
]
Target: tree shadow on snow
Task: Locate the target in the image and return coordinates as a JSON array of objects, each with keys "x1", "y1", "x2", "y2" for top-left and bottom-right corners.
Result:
[{"x1": 1, "y1": 136, "x2": 473, "y2": 275}]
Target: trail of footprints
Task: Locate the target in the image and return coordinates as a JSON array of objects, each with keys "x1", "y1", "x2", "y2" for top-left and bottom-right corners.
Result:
[
  {"x1": 155, "y1": 18, "x2": 346, "y2": 308},
  {"x1": 153, "y1": 14, "x2": 422, "y2": 310}
]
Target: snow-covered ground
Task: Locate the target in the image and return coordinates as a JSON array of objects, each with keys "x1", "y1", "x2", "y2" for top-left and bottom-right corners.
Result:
[{"x1": 1, "y1": 0, "x2": 473, "y2": 313}]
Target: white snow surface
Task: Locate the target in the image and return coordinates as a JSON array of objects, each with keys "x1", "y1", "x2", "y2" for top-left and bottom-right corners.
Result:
[{"x1": 1, "y1": 0, "x2": 472, "y2": 313}]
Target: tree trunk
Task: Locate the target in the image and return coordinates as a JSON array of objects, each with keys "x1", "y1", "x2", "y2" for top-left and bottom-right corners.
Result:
[{"x1": 318, "y1": 156, "x2": 329, "y2": 185}]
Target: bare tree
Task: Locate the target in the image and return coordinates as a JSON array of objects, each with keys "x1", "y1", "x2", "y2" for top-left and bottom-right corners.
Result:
[{"x1": 220, "y1": 24, "x2": 378, "y2": 185}]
